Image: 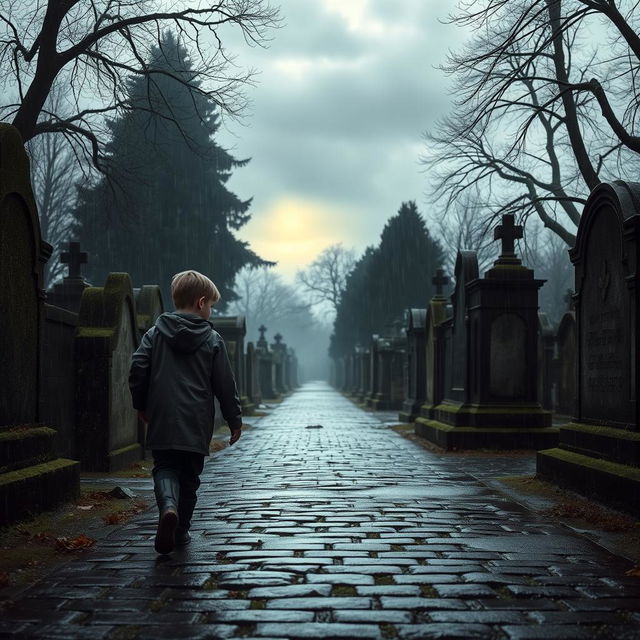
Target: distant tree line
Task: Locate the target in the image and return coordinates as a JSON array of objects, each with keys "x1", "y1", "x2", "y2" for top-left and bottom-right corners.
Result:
[{"x1": 329, "y1": 201, "x2": 444, "y2": 359}]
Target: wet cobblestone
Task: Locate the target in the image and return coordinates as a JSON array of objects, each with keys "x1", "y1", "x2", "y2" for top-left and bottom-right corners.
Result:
[{"x1": 1, "y1": 381, "x2": 639, "y2": 638}]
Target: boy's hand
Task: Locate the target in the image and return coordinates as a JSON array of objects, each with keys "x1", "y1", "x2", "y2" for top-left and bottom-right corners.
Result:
[
  {"x1": 138, "y1": 410, "x2": 149, "y2": 424},
  {"x1": 229, "y1": 428, "x2": 242, "y2": 446}
]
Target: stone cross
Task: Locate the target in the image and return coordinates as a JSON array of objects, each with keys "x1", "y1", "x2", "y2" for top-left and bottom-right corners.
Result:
[
  {"x1": 432, "y1": 269, "x2": 449, "y2": 296},
  {"x1": 274, "y1": 333, "x2": 283, "y2": 344},
  {"x1": 259, "y1": 325, "x2": 267, "y2": 341},
  {"x1": 61, "y1": 241, "x2": 88, "y2": 279},
  {"x1": 494, "y1": 215, "x2": 523, "y2": 256}
]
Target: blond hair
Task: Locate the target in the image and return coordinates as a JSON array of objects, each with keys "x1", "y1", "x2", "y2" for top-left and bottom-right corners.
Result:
[{"x1": 171, "y1": 270, "x2": 220, "y2": 309}]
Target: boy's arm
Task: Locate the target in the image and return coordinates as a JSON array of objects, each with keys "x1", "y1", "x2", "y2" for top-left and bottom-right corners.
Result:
[
  {"x1": 129, "y1": 328, "x2": 154, "y2": 412},
  {"x1": 211, "y1": 337, "x2": 242, "y2": 433}
]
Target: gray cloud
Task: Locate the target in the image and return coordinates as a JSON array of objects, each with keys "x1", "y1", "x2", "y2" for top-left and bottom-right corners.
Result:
[{"x1": 217, "y1": 0, "x2": 468, "y2": 265}]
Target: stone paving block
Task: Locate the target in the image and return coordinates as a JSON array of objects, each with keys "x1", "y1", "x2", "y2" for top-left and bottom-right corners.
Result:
[
  {"x1": 505, "y1": 585, "x2": 581, "y2": 598},
  {"x1": 248, "y1": 584, "x2": 333, "y2": 598},
  {"x1": 306, "y1": 573, "x2": 375, "y2": 586},
  {"x1": 428, "y1": 610, "x2": 530, "y2": 624},
  {"x1": 501, "y1": 625, "x2": 598, "y2": 639},
  {"x1": 379, "y1": 597, "x2": 469, "y2": 611},
  {"x1": 134, "y1": 624, "x2": 238, "y2": 639},
  {"x1": 254, "y1": 622, "x2": 381, "y2": 639},
  {"x1": 432, "y1": 583, "x2": 498, "y2": 598},
  {"x1": 355, "y1": 585, "x2": 421, "y2": 596},
  {"x1": 209, "y1": 609, "x2": 315, "y2": 623},
  {"x1": 334, "y1": 609, "x2": 413, "y2": 624},
  {"x1": 393, "y1": 574, "x2": 462, "y2": 585},
  {"x1": 323, "y1": 564, "x2": 405, "y2": 575},
  {"x1": 266, "y1": 597, "x2": 372, "y2": 610},
  {"x1": 394, "y1": 623, "x2": 493, "y2": 638}
]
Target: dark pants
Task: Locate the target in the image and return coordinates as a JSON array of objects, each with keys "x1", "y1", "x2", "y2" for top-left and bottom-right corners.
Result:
[{"x1": 152, "y1": 449, "x2": 205, "y2": 532}]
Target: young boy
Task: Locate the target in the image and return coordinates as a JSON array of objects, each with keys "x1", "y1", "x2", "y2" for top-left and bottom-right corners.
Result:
[{"x1": 129, "y1": 270, "x2": 242, "y2": 555}]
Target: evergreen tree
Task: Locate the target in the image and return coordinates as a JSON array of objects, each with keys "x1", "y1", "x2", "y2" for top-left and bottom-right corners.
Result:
[
  {"x1": 73, "y1": 32, "x2": 270, "y2": 308},
  {"x1": 331, "y1": 201, "x2": 444, "y2": 358}
]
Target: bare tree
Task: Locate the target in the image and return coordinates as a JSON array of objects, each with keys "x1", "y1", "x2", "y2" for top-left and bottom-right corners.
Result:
[
  {"x1": 0, "y1": 0, "x2": 279, "y2": 166},
  {"x1": 427, "y1": 189, "x2": 498, "y2": 275},
  {"x1": 295, "y1": 244, "x2": 356, "y2": 317},
  {"x1": 425, "y1": 0, "x2": 640, "y2": 246},
  {"x1": 227, "y1": 266, "x2": 311, "y2": 334},
  {"x1": 26, "y1": 86, "x2": 83, "y2": 287}
]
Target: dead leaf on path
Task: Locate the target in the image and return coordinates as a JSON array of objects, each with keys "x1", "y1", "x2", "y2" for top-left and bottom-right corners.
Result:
[
  {"x1": 54, "y1": 534, "x2": 96, "y2": 552},
  {"x1": 103, "y1": 500, "x2": 148, "y2": 525},
  {"x1": 625, "y1": 566, "x2": 640, "y2": 577}
]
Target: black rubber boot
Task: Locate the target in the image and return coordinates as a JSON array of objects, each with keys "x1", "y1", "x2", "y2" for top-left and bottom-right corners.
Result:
[{"x1": 154, "y1": 476, "x2": 180, "y2": 555}]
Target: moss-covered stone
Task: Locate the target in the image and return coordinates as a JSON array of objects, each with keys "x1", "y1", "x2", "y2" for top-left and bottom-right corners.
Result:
[{"x1": 537, "y1": 447, "x2": 640, "y2": 516}]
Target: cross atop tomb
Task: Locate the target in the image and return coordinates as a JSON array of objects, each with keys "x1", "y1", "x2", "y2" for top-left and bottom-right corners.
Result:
[
  {"x1": 61, "y1": 241, "x2": 88, "y2": 280},
  {"x1": 274, "y1": 333, "x2": 283, "y2": 344},
  {"x1": 432, "y1": 269, "x2": 449, "y2": 296},
  {"x1": 494, "y1": 214, "x2": 523, "y2": 256},
  {"x1": 259, "y1": 325, "x2": 267, "y2": 341}
]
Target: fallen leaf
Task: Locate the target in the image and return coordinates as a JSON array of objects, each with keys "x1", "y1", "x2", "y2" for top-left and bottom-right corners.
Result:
[
  {"x1": 625, "y1": 566, "x2": 640, "y2": 577},
  {"x1": 55, "y1": 534, "x2": 96, "y2": 552}
]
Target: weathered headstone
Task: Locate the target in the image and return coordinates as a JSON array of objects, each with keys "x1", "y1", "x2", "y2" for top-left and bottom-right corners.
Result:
[
  {"x1": 554, "y1": 311, "x2": 576, "y2": 417},
  {"x1": 0, "y1": 124, "x2": 79, "y2": 524},
  {"x1": 416, "y1": 216, "x2": 556, "y2": 450},
  {"x1": 417, "y1": 270, "x2": 451, "y2": 422},
  {"x1": 245, "y1": 341, "x2": 261, "y2": 406},
  {"x1": 357, "y1": 346, "x2": 371, "y2": 403},
  {"x1": 46, "y1": 241, "x2": 91, "y2": 312},
  {"x1": 134, "y1": 284, "x2": 164, "y2": 334},
  {"x1": 364, "y1": 335, "x2": 380, "y2": 407},
  {"x1": 538, "y1": 312, "x2": 555, "y2": 411},
  {"x1": 75, "y1": 273, "x2": 141, "y2": 471},
  {"x1": 257, "y1": 325, "x2": 279, "y2": 400},
  {"x1": 538, "y1": 181, "x2": 640, "y2": 514},
  {"x1": 399, "y1": 308, "x2": 427, "y2": 422},
  {"x1": 211, "y1": 315, "x2": 254, "y2": 415},
  {"x1": 368, "y1": 333, "x2": 406, "y2": 411},
  {"x1": 271, "y1": 332, "x2": 289, "y2": 395}
]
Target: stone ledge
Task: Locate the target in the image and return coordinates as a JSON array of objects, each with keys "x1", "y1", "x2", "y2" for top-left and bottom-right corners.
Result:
[
  {"x1": 0, "y1": 458, "x2": 80, "y2": 526},
  {"x1": 536, "y1": 447, "x2": 640, "y2": 516},
  {"x1": 415, "y1": 418, "x2": 559, "y2": 451},
  {"x1": 0, "y1": 425, "x2": 56, "y2": 473}
]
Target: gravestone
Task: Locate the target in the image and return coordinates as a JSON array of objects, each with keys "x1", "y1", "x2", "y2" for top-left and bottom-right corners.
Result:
[
  {"x1": 538, "y1": 312, "x2": 555, "y2": 411},
  {"x1": 369, "y1": 333, "x2": 406, "y2": 411},
  {"x1": 211, "y1": 315, "x2": 254, "y2": 415},
  {"x1": 399, "y1": 308, "x2": 427, "y2": 422},
  {"x1": 134, "y1": 285, "x2": 164, "y2": 334},
  {"x1": 554, "y1": 309, "x2": 577, "y2": 417},
  {"x1": 365, "y1": 335, "x2": 380, "y2": 407},
  {"x1": 416, "y1": 216, "x2": 556, "y2": 450},
  {"x1": 257, "y1": 325, "x2": 279, "y2": 400},
  {"x1": 416, "y1": 270, "x2": 451, "y2": 422},
  {"x1": 538, "y1": 181, "x2": 640, "y2": 514},
  {"x1": 0, "y1": 123, "x2": 79, "y2": 524},
  {"x1": 271, "y1": 333, "x2": 289, "y2": 395},
  {"x1": 75, "y1": 273, "x2": 141, "y2": 471},
  {"x1": 245, "y1": 342, "x2": 261, "y2": 406},
  {"x1": 357, "y1": 346, "x2": 371, "y2": 403},
  {"x1": 46, "y1": 241, "x2": 91, "y2": 312}
]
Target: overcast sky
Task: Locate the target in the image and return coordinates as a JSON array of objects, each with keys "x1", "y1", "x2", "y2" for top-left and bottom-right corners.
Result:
[{"x1": 217, "y1": 0, "x2": 466, "y2": 280}]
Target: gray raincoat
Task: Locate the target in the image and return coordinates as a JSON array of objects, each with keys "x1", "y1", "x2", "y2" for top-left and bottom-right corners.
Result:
[{"x1": 129, "y1": 312, "x2": 242, "y2": 455}]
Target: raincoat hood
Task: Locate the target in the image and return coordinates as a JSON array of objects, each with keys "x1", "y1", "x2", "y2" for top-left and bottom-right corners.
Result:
[{"x1": 155, "y1": 312, "x2": 212, "y2": 354}]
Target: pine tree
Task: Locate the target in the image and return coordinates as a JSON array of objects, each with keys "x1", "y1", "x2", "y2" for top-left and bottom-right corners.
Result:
[
  {"x1": 73, "y1": 32, "x2": 270, "y2": 308},
  {"x1": 331, "y1": 201, "x2": 444, "y2": 358}
]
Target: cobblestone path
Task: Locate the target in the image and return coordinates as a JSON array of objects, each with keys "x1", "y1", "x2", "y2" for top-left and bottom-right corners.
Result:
[{"x1": 3, "y1": 382, "x2": 640, "y2": 639}]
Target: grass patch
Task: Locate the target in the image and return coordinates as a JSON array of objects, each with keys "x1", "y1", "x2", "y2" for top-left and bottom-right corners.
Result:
[
  {"x1": 420, "y1": 584, "x2": 438, "y2": 598},
  {"x1": 249, "y1": 600, "x2": 265, "y2": 609},
  {"x1": 380, "y1": 623, "x2": 399, "y2": 639},
  {"x1": 375, "y1": 575, "x2": 394, "y2": 585},
  {"x1": 331, "y1": 585, "x2": 357, "y2": 596}
]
